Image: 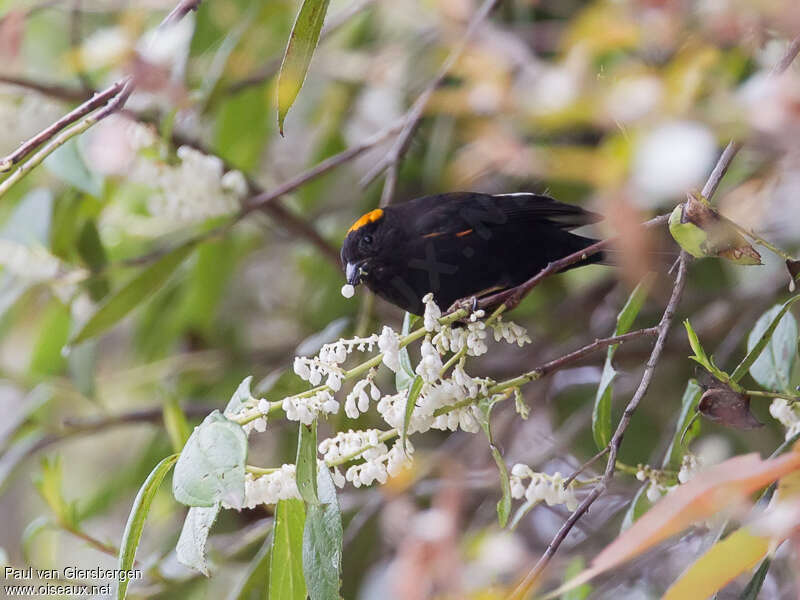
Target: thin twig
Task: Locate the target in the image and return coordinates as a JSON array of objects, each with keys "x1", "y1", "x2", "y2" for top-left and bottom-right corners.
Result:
[
  {"x1": 509, "y1": 254, "x2": 689, "y2": 599},
  {"x1": 466, "y1": 214, "x2": 670, "y2": 313},
  {"x1": 0, "y1": 74, "x2": 91, "y2": 102},
  {"x1": 364, "y1": 0, "x2": 503, "y2": 205},
  {"x1": 0, "y1": 79, "x2": 133, "y2": 199},
  {"x1": 0, "y1": 78, "x2": 128, "y2": 172}
]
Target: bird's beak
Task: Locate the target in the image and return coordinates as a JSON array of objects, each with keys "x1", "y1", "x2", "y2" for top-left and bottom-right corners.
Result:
[{"x1": 346, "y1": 261, "x2": 366, "y2": 286}]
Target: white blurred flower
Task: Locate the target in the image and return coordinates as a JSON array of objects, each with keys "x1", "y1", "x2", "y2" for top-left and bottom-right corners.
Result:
[
  {"x1": 282, "y1": 389, "x2": 339, "y2": 425},
  {"x1": 378, "y1": 326, "x2": 401, "y2": 372},
  {"x1": 415, "y1": 337, "x2": 443, "y2": 383},
  {"x1": 137, "y1": 15, "x2": 194, "y2": 72},
  {"x1": 632, "y1": 121, "x2": 717, "y2": 205},
  {"x1": 422, "y1": 292, "x2": 442, "y2": 332},
  {"x1": 770, "y1": 398, "x2": 800, "y2": 440},
  {"x1": 509, "y1": 465, "x2": 578, "y2": 511},
  {"x1": 604, "y1": 76, "x2": 662, "y2": 124},
  {"x1": 80, "y1": 26, "x2": 133, "y2": 70},
  {"x1": 143, "y1": 146, "x2": 247, "y2": 223},
  {"x1": 678, "y1": 452, "x2": 701, "y2": 484},
  {"x1": 0, "y1": 239, "x2": 61, "y2": 280},
  {"x1": 231, "y1": 465, "x2": 300, "y2": 509},
  {"x1": 490, "y1": 317, "x2": 532, "y2": 346},
  {"x1": 0, "y1": 91, "x2": 63, "y2": 155}
]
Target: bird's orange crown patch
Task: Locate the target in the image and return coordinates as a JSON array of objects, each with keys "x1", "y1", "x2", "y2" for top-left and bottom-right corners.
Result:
[{"x1": 348, "y1": 208, "x2": 384, "y2": 234}]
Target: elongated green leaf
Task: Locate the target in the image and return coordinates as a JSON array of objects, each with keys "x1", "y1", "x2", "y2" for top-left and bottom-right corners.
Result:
[
  {"x1": 176, "y1": 504, "x2": 221, "y2": 576},
  {"x1": 163, "y1": 396, "x2": 191, "y2": 453},
  {"x1": 490, "y1": 444, "x2": 511, "y2": 527},
  {"x1": 76, "y1": 219, "x2": 110, "y2": 301},
  {"x1": 742, "y1": 302, "x2": 799, "y2": 392},
  {"x1": 395, "y1": 312, "x2": 419, "y2": 392},
  {"x1": 228, "y1": 533, "x2": 272, "y2": 600},
  {"x1": 731, "y1": 295, "x2": 800, "y2": 384},
  {"x1": 116, "y1": 454, "x2": 178, "y2": 600},
  {"x1": 296, "y1": 421, "x2": 319, "y2": 505},
  {"x1": 269, "y1": 498, "x2": 307, "y2": 600},
  {"x1": 662, "y1": 379, "x2": 703, "y2": 470},
  {"x1": 620, "y1": 483, "x2": 649, "y2": 531},
  {"x1": 303, "y1": 467, "x2": 342, "y2": 600},
  {"x1": 277, "y1": 0, "x2": 332, "y2": 134},
  {"x1": 402, "y1": 375, "x2": 423, "y2": 452},
  {"x1": 593, "y1": 276, "x2": 653, "y2": 449},
  {"x1": 740, "y1": 557, "x2": 771, "y2": 600},
  {"x1": 561, "y1": 556, "x2": 592, "y2": 600},
  {"x1": 71, "y1": 242, "x2": 196, "y2": 344},
  {"x1": 477, "y1": 396, "x2": 512, "y2": 527},
  {"x1": 28, "y1": 301, "x2": 70, "y2": 377},
  {"x1": 172, "y1": 411, "x2": 247, "y2": 508}
]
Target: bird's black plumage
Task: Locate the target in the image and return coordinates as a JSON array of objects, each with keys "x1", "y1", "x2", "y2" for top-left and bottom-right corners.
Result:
[{"x1": 341, "y1": 192, "x2": 603, "y2": 314}]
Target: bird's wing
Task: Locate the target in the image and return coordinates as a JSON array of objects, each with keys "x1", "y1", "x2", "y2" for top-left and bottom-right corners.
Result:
[{"x1": 399, "y1": 192, "x2": 601, "y2": 235}]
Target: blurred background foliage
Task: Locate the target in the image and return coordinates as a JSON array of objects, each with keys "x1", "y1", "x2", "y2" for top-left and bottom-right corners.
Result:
[{"x1": 0, "y1": 0, "x2": 800, "y2": 597}]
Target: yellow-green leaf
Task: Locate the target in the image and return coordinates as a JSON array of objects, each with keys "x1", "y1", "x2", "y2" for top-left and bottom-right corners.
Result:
[{"x1": 276, "y1": 0, "x2": 332, "y2": 135}]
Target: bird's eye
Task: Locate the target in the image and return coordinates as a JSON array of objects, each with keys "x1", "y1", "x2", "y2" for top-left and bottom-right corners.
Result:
[{"x1": 362, "y1": 234, "x2": 373, "y2": 244}]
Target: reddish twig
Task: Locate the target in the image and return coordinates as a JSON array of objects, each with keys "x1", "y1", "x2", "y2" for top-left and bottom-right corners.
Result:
[{"x1": 0, "y1": 79, "x2": 128, "y2": 172}]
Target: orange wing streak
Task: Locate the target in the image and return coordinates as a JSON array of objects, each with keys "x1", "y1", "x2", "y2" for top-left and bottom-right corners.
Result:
[
  {"x1": 455, "y1": 229, "x2": 473, "y2": 237},
  {"x1": 422, "y1": 232, "x2": 444, "y2": 238},
  {"x1": 347, "y1": 209, "x2": 384, "y2": 234}
]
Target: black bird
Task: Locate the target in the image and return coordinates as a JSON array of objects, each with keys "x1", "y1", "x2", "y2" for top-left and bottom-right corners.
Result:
[{"x1": 341, "y1": 192, "x2": 604, "y2": 315}]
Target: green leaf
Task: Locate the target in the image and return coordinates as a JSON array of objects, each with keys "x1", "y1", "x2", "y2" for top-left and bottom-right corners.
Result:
[
  {"x1": 743, "y1": 302, "x2": 800, "y2": 392},
  {"x1": 228, "y1": 533, "x2": 272, "y2": 600},
  {"x1": 76, "y1": 219, "x2": 110, "y2": 301},
  {"x1": 490, "y1": 444, "x2": 511, "y2": 527},
  {"x1": 276, "y1": 0, "x2": 332, "y2": 134},
  {"x1": 740, "y1": 557, "x2": 771, "y2": 600},
  {"x1": 593, "y1": 276, "x2": 653, "y2": 449},
  {"x1": 662, "y1": 379, "x2": 703, "y2": 471},
  {"x1": 28, "y1": 300, "x2": 71, "y2": 377},
  {"x1": 34, "y1": 455, "x2": 71, "y2": 525},
  {"x1": 303, "y1": 466, "x2": 342, "y2": 600},
  {"x1": 476, "y1": 396, "x2": 511, "y2": 527},
  {"x1": 44, "y1": 137, "x2": 104, "y2": 197},
  {"x1": 116, "y1": 454, "x2": 178, "y2": 600},
  {"x1": 296, "y1": 420, "x2": 319, "y2": 505},
  {"x1": 163, "y1": 396, "x2": 191, "y2": 453},
  {"x1": 225, "y1": 376, "x2": 257, "y2": 415},
  {"x1": 620, "y1": 483, "x2": 650, "y2": 531},
  {"x1": 402, "y1": 375, "x2": 423, "y2": 453},
  {"x1": 269, "y1": 498, "x2": 307, "y2": 600},
  {"x1": 172, "y1": 411, "x2": 247, "y2": 508},
  {"x1": 395, "y1": 312, "x2": 419, "y2": 392},
  {"x1": 70, "y1": 241, "x2": 196, "y2": 344},
  {"x1": 561, "y1": 556, "x2": 592, "y2": 600},
  {"x1": 668, "y1": 204, "x2": 708, "y2": 258},
  {"x1": 176, "y1": 504, "x2": 221, "y2": 576}
]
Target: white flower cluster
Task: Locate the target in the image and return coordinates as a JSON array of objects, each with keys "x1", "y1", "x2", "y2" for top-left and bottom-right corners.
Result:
[
  {"x1": 231, "y1": 465, "x2": 300, "y2": 509},
  {"x1": 0, "y1": 91, "x2": 63, "y2": 156},
  {"x1": 677, "y1": 452, "x2": 701, "y2": 484},
  {"x1": 769, "y1": 398, "x2": 800, "y2": 440},
  {"x1": 635, "y1": 464, "x2": 668, "y2": 502},
  {"x1": 294, "y1": 335, "x2": 379, "y2": 390},
  {"x1": 319, "y1": 429, "x2": 412, "y2": 488},
  {"x1": 510, "y1": 464, "x2": 578, "y2": 511},
  {"x1": 344, "y1": 369, "x2": 381, "y2": 419},
  {"x1": 282, "y1": 390, "x2": 338, "y2": 425},
  {"x1": 137, "y1": 146, "x2": 248, "y2": 223},
  {"x1": 239, "y1": 398, "x2": 271, "y2": 435}
]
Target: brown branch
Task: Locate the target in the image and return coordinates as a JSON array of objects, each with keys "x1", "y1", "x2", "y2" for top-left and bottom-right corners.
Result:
[
  {"x1": 0, "y1": 74, "x2": 91, "y2": 102},
  {"x1": 361, "y1": 0, "x2": 503, "y2": 206},
  {"x1": 464, "y1": 213, "x2": 671, "y2": 313},
  {"x1": 0, "y1": 78, "x2": 128, "y2": 172},
  {"x1": 507, "y1": 36, "x2": 800, "y2": 588},
  {"x1": 510, "y1": 253, "x2": 689, "y2": 599}
]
